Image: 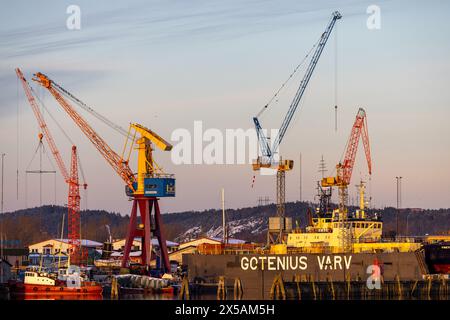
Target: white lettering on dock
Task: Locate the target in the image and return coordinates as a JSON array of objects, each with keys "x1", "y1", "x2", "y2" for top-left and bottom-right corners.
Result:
[
  {"x1": 240, "y1": 255, "x2": 352, "y2": 271},
  {"x1": 250, "y1": 257, "x2": 258, "y2": 270},
  {"x1": 344, "y1": 256, "x2": 352, "y2": 269},
  {"x1": 318, "y1": 255, "x2": 353, "y2": 270},
  {"x1": 299, "y1": 256, "x2": 307, "y2": 270}
]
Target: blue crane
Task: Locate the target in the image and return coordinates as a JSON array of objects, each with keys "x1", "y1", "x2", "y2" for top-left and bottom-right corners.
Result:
[
  {"x1": 253, "y1": 12, "x2": 341, "y2": 242},
  {"x1": 253, "y1": 11, "x2": 341, "y2": 168}
]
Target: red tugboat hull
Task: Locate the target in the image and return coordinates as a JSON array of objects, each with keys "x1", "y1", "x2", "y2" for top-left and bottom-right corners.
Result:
[{"x1": 9, "y1": 281, "x2": 102, "y2": 296}]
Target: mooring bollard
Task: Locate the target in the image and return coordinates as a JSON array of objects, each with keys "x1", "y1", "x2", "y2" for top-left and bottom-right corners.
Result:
[
  {"x1": 111, "y1": 277, "x2": 119, "y2": 299},
  {"x1": 179, "y1": 276, "x2": 190, "y2": 300},
  {"x1": 427, "y1": 276, "x2": 432, "y2": 300},
  {"x1": 443, "y1": 277, "x2": 448, "y2": 299},
  {"x1": 269, "y1": 273, "x2": 286, "y2": 300},
  {"x1": 395, "y1": 275, "x2": 403, "y2": 300},
  {"x1": 217, "y1": 276, "x2": 226, "y2": 300},
  {"x1": 327, "y1": 275, "x2": 335, "y2": 300},
  {"x1": 346, "y1": 273, "x2": 351, "y2": 300},
  {"x1": 411, "y1": 279, "x2": 419, "y2": 298},
  {"x1": 310, "y1": 274, "x2": 317, "y2": 300},
  {"x1": 294, "y1": 274, "x2": 301, "y2": 300},
  {"x1": 233, "y1": 277, "x2": 243, "y2": 300}
]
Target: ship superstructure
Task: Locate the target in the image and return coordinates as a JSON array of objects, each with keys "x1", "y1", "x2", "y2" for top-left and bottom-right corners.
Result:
[{"x1": 285, "y1": 181, "x2": 420, "y2": 254}]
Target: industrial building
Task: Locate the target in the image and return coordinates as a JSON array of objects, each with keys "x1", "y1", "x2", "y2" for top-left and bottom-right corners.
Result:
[{"x1": 28, "y1": 239, "x2": 103, "y2": 265}]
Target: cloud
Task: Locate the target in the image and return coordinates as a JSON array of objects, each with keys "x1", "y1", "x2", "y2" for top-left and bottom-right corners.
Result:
[
  {"x1": 0, "y1": 0, "x2": 371, "y2": 59},
  {"x1": 0, "y1": 68, "x2": 109, "y2": 117}
]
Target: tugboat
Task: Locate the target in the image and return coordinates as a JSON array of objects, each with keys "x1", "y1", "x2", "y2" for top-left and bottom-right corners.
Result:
[{"x1": 9, "y1": 265, "x2": 102, "y2": 297}]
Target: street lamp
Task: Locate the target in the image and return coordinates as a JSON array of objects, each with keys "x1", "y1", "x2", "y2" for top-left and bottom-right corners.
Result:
[
  {"x1": 1, "y1": 153, "x2": 5, "y2": 215},
  {"x1": 395, "y1": 176, "x2": 402, "y2": 238}
]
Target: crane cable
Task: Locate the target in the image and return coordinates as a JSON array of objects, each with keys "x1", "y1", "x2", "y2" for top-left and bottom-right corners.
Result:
[
  {"x1": 256, "y1": 37, "x2": 321, "y2": 119},
  {"x1": 46, "y1": 80, "x2": 133, "y2": 186},
  {"x1": 25, "y1": 138, "x2": 56, "y2": 173},
  {"x1": 251, "y1": 38, "x2": 321, "y2": 189},
  {"x1": 31, "y1": 86, "x2": 88, "y2": 189},
  {"x1": 51, "y1": 81, "x2": 129, "y2": 137}
]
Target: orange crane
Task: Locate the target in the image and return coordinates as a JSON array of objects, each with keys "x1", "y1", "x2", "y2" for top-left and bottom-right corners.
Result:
[
  {"x1": 321, "y1": 108, "x2": 372, "y2": 215},
  {"x1": 32, "y1": 72, "x2": 175, "y2": 271},
  {"x1": 32, "y1": 73, "x2": 135, "y2": 191},
  {"x1": 16, "y1": 68, "x2": 87, "y2": 264}
]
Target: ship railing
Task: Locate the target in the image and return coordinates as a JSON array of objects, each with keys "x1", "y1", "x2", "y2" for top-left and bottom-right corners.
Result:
[
  {"x1": 395, "y1": 235, "x2": 426, "y2": 243},
  {"x1": 382, "y1": 236, "x2": 424, "y2": 243},
  {"x1": 197, "y1": 243, "x2": 262, "y2": 255},
  {"x1": 287, "y1": 247, "x2": 333, "y2": 254},
  {"x1": 142, "y1": 173, "x2": 175, "y2": 179}
]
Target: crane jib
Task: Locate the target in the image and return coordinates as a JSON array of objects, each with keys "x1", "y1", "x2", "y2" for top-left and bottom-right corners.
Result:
[{"x1": 254, "y1": 12, "x2": 341, "y2": 164}]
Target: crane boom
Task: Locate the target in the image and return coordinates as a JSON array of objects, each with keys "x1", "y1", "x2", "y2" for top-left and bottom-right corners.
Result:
[
  {"x1": 32, "y1": 72, "x2": 136, "y2": 191},
  {"x1": 341, "y1": 108, "x2": 372, "y2": 185},
  {"x1": 17, "y1": 68, "x2": 85, "y2": 263},
  {"x1": 253, "y1": 11, "x2": 341, "y2": 165},
  {"x1": 131, "y1": 123, "x2": 172, "y2": 152},
  {"x1": 68, "y1": 145, "x2": 82, "y2": 261},
  {"x1": 322, "y1": 108, "x2": 372, "y2": 187},
  {"x1": 16, "y1": 68, "x2": 70, "y2": 182},
  {"x1": 51, "y1": 80, "x2": 129, "y2": 137}
]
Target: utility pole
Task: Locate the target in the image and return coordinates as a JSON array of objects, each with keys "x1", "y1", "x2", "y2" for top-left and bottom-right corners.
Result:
[
  {"x1": 395, "y1": 176, "x2": 402, "y2": 238},
  {"x1": 1, "y1": 153, "x2": 5, "y2": 215},
  {"x1": 1, "y1": 153, "x2": 4, "y2": 284},
  {"x1": 221, "y1": 188, "x2": 227, "y2": 244}
]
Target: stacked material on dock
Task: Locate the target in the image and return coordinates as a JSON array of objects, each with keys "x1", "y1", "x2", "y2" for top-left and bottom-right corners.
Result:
[{"x1": 114, "y1": 274, "x2": 170, "y2": 290}]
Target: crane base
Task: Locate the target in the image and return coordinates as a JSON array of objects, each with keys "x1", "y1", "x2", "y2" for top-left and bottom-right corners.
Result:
[{"x1": 121, "y1": 196, "x2": 170, "y2": 272}]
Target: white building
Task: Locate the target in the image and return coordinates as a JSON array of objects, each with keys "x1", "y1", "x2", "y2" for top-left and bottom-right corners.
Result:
[
  {"x1": 29, "y1": 239, "x2": 103, "y2": 255},
  {"x1": 112, "y1": 238, "x2": 179, "y2": 253}
]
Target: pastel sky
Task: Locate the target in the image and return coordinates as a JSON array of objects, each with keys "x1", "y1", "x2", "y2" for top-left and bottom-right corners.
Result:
[{"x1": 0, "y1": 0, "x2": 449, "y2": 216}]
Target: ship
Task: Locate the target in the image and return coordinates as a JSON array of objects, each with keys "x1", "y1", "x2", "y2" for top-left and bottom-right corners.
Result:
[
  {"x1": 8, "y1": 265, "x2": 103, "y2": 297},
  {"x1": 423, "y1": 242, "x2": 450, "y2": 274},
  {"x1": 182, "y1": 183, "x2": 450, "y2": 299}
]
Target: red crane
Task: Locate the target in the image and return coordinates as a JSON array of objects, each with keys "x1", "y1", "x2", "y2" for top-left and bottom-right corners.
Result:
[
  {"x1": 322, "y1": 108, "x2": 372, "y2": 212},
  {"x1": 339, "y1": 108, "x2": 372, "y2": 185},
  {"x1": 16, "y1": 68, "x2": 86, "y2": 264}
]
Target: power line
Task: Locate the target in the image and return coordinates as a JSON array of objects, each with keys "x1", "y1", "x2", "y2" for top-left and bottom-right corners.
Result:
[{"x1": 1, "y1": 153, "x2": 5, "y2": 214}]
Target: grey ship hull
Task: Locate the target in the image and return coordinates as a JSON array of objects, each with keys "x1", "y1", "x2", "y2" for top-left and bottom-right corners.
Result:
[{"x1": 183, "y1": 252, "x2": 426, "y2": 299}]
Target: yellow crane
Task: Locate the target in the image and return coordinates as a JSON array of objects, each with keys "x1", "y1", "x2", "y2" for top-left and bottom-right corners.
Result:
[{"x1": 33, "y1": 72, "x2": 175, "y2": 271}]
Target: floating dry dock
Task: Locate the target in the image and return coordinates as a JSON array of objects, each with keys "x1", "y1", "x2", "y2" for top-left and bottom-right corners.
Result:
[
  {"x1": 183, "y1": 251, "x2": 449, "y2": 300},
  {"x1": 182, "y1": 188, "x2": 450, "y2": 300}
]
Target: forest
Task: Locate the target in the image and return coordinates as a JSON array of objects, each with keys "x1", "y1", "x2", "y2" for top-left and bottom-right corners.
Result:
[{"x1": 0, "y1": 202, "x2": 449, "y2": 247}]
